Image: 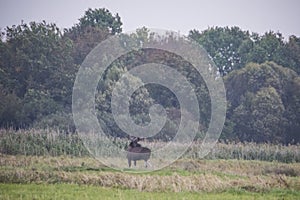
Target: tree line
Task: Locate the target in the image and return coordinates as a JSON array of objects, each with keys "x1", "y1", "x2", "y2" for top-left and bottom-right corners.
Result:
[{"x1": 0, "y1": 8, "x2": 299, "y2": 143}]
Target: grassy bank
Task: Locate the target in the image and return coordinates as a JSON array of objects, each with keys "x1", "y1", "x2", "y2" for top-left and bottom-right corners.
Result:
[
  {"x1": 0, "y1": 155, "x2": 299, "y2": 193},
  {"x1": 1, "y1": 183, "x2": 299, "y2": 200}
]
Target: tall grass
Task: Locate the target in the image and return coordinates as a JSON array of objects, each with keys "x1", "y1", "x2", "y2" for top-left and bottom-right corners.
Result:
[
  {"x1": 188, "y1": 142, "x2": 300, "y2": 163},
  {"x1": 0, "y1": 129, "x2": 89, "y2": 156},
  {"x1": 0, "y1": 129, "x2": 299, "y2": 163}
]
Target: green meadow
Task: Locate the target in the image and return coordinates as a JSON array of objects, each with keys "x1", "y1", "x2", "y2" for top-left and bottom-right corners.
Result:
[{"x1": 0, "y1": 154, "x2": 299, "y2": 199}]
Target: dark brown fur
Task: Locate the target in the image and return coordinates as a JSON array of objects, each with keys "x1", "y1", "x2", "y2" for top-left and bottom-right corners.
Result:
[{"x1": 126, "y1": 139, "x2": 151, "y2": 167}]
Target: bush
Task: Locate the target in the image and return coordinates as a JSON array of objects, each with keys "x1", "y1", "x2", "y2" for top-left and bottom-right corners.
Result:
[{"x1": 33, "y1": 111, "x2": 75, "y2": 133}]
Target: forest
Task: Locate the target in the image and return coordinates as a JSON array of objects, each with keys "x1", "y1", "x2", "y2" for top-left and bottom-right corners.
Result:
[{"x1": 1, "y1": 8, "x2": 300, "y2": 144}]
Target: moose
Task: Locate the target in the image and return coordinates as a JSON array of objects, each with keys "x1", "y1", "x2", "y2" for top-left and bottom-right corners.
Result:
[{"x1": 126, "y1": 137, "x2": 151, "y2": 168}]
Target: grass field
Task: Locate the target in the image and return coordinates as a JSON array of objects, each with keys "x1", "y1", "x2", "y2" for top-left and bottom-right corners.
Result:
[
  {"x1": 0, "y1": 129, "x2": 300, "y2": 199},
  {"x1": 0, "y1": 155, "x2": 299, "y2": 199},
  {"x1": 1, "y1": 183, "x2": 299, "y2": 200}
]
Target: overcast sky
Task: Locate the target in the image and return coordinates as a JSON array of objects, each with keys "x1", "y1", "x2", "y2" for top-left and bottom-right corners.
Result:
[{"x1": 1, "y1": 0, "x2": 299, "y2": 38}]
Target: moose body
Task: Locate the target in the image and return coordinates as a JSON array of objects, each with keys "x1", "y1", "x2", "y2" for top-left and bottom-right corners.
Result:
[{"x1": 126, "y1": 137, "x2": 151, "y2": 168}]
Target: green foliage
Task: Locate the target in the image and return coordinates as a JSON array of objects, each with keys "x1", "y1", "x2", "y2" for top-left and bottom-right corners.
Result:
[
  {"x1": 0, "y1": 86, "x2": 22, "y2": 127},
  {"x1": 79, "y1": 8, "x2": 122, "y2": 34},
  {"x1": 1, "y1": 21, "x2": 74, "y2": 98},
  {"x1": 232, "y1": 87, "x2": 285, "y2": 142},
  {"x1": 189, "y1": 26, "x2": 251, "y2": 75},
  {"x1": 92, "y1": 31, "x2": 211, "y2": 139},
  {"x1": 189, "y1": 28, "x2": 300, "y2": 76},
  {"x1": 285, "y1": 76, "x2": 300, "y2": 142},
  {"x1": 285, "y1": 36, "x2": 300, "y2": 74},
  {"x1": 63, "y1": 8, "x2": 122, "y2": 65},
  {"x1": 64, "y1": 26, "x2": 110, "y2": 65},
  {"x1": 247, "y1": 32, "x2": 285, "y2": 65},
  {"x1": 225, "y1": 62, "x2": 300, "y2": 143},
  {"x1": 21, "y1": 89, "x2": 61, "y2": 124},
  {"x1": 0, "y1": 8, "x2": 300, "y2": 143},
  {"x1": 33, "y1": 111, "x2": 75, "y2": 133}
]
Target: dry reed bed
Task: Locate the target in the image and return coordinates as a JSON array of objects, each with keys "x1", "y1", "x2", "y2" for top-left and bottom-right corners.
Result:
[
  {"x1": 1, "y1": 170, "x2": 294, "y2": 192},
  {"x1": 0, "y1": 155, "x2": 299, "y2": 193}
]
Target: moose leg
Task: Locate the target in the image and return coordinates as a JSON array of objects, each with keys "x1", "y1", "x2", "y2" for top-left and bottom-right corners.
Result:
[
  {"x1": 146, "y1": 160, "x2": 152, "y2": 168},
  {"x1": 128, "y1": 159, "x2": 131, "y2": 168},
  {"x1": 134, "y1": 160, "x2": 137, "y2": 166},
  {"x1": 144, "y1": 160, "x2": 148, "y2": 168}
]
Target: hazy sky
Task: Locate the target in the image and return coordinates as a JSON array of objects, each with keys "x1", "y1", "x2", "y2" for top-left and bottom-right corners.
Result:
[{"x1": 1, "y1": 0, "x2": 299, "y2": 38}]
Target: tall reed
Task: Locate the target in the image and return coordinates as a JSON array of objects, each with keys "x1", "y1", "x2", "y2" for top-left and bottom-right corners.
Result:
[{"x1": 0, "y1": 129, "x2": 299, "y2": 163}]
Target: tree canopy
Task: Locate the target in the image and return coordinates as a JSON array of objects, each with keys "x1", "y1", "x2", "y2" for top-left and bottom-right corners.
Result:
[
  {"x1": 1, "y1": 8, "x2": 300, "y2": 143},
  {"x1": 189, "y1": 27, "x2": 300, "y2": 76}
]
